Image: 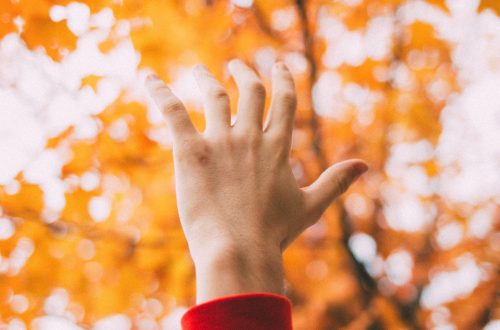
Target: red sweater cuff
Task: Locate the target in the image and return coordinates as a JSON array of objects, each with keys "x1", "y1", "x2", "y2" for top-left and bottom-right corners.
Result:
[{"x1": 181, "y1": 292, "x2": 292, "y2": 330}]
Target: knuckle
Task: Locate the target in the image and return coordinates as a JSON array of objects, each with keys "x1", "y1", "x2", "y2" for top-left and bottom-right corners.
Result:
[
  {"x1": 246, "y1": 80, "x2": 266, "y2": 98},
  {"x1": 211, "y1": 88, "x2": 229, "y2": 103},
  {"x1": 180, "y1": 140, "x2": 212, "y2": 166},
  {"x1": 162, "y1": 99, "x2": 184, "y2": 115},
  {"x1": 277, "y1": 90, "x2": 297, "y2": 108},
  {"x1": 335, "y1": 175, "x2": 350, "y2": 195}
]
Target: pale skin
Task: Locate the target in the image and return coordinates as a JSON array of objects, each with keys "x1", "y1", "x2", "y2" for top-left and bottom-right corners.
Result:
[{"x1": 146, "y1": 60, "x2": 368, "y2": 304}]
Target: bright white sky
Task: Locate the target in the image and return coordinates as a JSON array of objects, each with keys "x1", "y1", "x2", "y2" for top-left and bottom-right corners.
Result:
[{"x1": 0, "y1": 0, "x2": 499, "y2": 329}]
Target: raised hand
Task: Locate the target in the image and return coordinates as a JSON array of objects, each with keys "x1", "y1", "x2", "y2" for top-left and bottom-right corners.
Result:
[{"x1": 146, "y1": 60, "x2": 367, "y2": 303}]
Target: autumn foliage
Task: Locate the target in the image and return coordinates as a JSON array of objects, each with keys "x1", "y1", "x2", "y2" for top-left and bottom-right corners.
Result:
[{"x1": 1, "y1": 0, "x2": 499, "y2": 329}]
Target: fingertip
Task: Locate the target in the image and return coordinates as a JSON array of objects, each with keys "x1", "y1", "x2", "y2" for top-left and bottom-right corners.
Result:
[
  {"x1": 146, "y1": 73, "x2": 160, "y2": 82},
  {"x1": 274, "y1": 61, "x2": 287, "y2": 70},
  {"x1": 193, "y1": 64, "x2": 209, "y2": 74},
  {"x1": 272, "y1": 61, "x2": 293, "y2": 82},
  {"x1": 227, "y1": 60, "x2": 236, "y2": 73},
  {"x1": 228, "y1": 58, "x2": 241, "y2": 66},
  {"x1": 351, "y1": 160, "x2": 369, "y2": 177},
  {"x1": 147, "y1": 81, "x2": 173, "y2": 98},
  {"x1": 228, "y1": 58, "x2": 244, "y2": 73},
  {"x1": 145, "y1": 74, "x2": 167, "y2": 97}
]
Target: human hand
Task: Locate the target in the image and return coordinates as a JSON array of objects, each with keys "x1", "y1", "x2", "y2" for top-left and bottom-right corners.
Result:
[{"x1": 146, "y1": 60, "x2": 367, "y2": 303}]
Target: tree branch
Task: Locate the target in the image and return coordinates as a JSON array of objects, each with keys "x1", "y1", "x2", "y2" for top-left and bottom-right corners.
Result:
[
  {"x1": 295, "y1": 0, "x2": 327, "y2": 170},
  {"x1": 294, "y1": 1, "x2": 421, "y2": 328}
]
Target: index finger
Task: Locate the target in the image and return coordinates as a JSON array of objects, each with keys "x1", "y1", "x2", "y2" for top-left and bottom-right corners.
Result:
[{"x1": 146, "y1": 75, "x2": 198, "y2": 142}]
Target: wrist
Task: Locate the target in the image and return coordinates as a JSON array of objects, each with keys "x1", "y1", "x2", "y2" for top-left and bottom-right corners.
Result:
[{"x1": 190, "y1": 240, "x2": 284, "y2": 304}]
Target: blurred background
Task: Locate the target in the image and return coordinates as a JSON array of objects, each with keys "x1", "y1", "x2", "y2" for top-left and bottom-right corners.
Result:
[{"x1": 1, "y1": 0, "x2": 499, "y2": 329}]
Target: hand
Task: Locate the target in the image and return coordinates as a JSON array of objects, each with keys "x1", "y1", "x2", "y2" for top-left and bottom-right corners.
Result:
[{"x1": 146, "y1": 60, "x2": 367, "y2": 303}]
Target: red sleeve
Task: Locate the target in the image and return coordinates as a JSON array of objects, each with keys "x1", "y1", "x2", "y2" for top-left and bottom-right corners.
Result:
[{"x1": 181, "y1": 292, "x2": 293, "y2": 330}]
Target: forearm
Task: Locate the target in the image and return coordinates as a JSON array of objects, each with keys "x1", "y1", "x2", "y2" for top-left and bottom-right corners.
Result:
[{"x1": 191, "y1": 240, "x2": 284, "y2": 304}]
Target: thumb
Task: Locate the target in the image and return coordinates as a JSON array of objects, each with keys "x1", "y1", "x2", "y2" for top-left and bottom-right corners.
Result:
[{"x1": 303, "y1": 159, "x2": 368, "y2": 218}]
